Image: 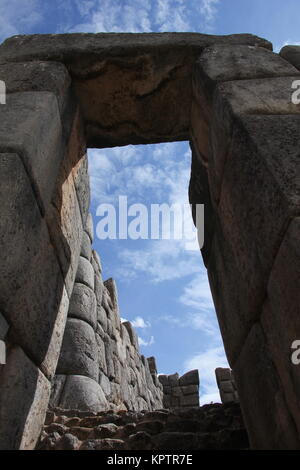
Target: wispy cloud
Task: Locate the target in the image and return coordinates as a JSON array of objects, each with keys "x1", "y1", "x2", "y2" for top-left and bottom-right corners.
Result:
[
  {"x1": 199, "y1": 0, "x2": 220, "y2": 31},
  {"x1": 138, "y1": 335, "x2": 155, "y2": 346},
  {"x1": 0, "y1": 0, "x2": 42, "y2": 43},
  {"x1": 131, "y1": 316, "x2": 151, "y2": 328}
]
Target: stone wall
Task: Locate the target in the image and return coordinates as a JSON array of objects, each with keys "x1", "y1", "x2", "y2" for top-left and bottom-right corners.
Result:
[
  {"x1": 215, "y1": 368, "x2": 239, "y2": 404},
  {"x1": 158, "y1": 370, "x2": 199, "y2": 408},
  {"x1": 51, "y1": 214, "x2": 164, "y2": 412},
  {"x1": 0, "y1": 32, "x2": 299, "y2": 450}
]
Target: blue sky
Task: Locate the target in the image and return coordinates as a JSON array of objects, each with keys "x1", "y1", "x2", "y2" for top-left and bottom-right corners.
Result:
[{"x1": 1, "y1": 0, "x2": 299, "y2": 403}]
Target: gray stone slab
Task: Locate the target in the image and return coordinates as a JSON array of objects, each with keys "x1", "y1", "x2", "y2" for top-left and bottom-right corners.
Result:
[
  {"x1": 59, "y1": 375, "x2": 108, "y2": 412},
  {"x1": 0, "y1": 346, "x2": 51, "y2": 450},
  {"x1": 0, "y1": 313, "x2": 8, "y2": 340},
  {"x1": 179, "y1": 369, "x2": 199, "y2": 386},
  {"x1": 0, "y1": 61, "x2": 71, "y2": 112},
  {"x1": 0, "y1": 92, "x2": 63, "y2": 214},
  {"x1": 75, "y1": 256, "x2": 95, "y2": 291},
  {"x1": 68, "y1": 282, "x2": 97, "y2": 330},
  {"x1": 56, "y1": 318, "x2": 98, "y2": 381},
  {"x1": 80, "y1": 231, "x2": 92, "y2": 261}
]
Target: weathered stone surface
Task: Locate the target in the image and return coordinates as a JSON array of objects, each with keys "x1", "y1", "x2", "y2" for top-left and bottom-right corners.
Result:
[
  {"x1": 99, "y1": 372, "x2": 111, "y2": 396},
  {"x1": 59, "y1": 375, "x2": 108, "y2": 412},
  {"x1": 39, "y1": 401, "x2": 248, "y2": 450},
  {"x1": 54, "y1": 433, "x2": 80, "y2": 450},
  {"x1": 233, "y1": 323, "x2": 300, "y2": 449},
  {"x1": 80, "y1": 231, "x2": 92, "y2": 261},
  {"x1": 92, "y1": 250, "x2": 102, "y2": 274},
  {"x1": 0, "y1": 347, "x2": 51, "y2": 450},
  {"x1": 0, "y1": 92, "x2": 63, "y2": 213},
  {"x1": 147, "y1": 356, "x2": 157, "y2": 375},
  {"x1": 85, "y1": 213, "x2": 94, "y2": 242},
  {"x1": 123, "y1": 321, "x2": 139, "y2": 350},
  {"x1": 96, "y1": 333, "x2": 107, "y2": 375},
  {"x1": 68, "y1": 283, "x2": 97, "y2": 330},
  {"x1": 0, "y1": 61, "x2": 71, "y2": 112},
  {"x1": 0, "y1": 313, "x2": 8, "y2": 340},
  {"x1": 195, "y1": 45, "x2": 298, "y2": 90},
  {"x1": 56, "y1": 318, "x2": 98, "y2": 380},
  {"x1": 49, "y1": 375, "x2": 67, "y2": 409},
  {"x1": 189, "y1": 141, "x2": 215, "y2": 266},
  {"x1": 280, "y1": 45, "x2": 300, "y2": 71},
  {"x1": 216, "y1": 368, "x2": 232, "y2": 384},
  {"x1": 0, "y1": 152, "x2": 70, "y2": 376},
  {"x1": 208, "y1": 114, "x2": 300, "y2": 364},
  {"x1": 181, "y1": 384, "x2": 199, "y2": 396},
  {"x1": 0, "y1": 33, "x2": 271, "y2": 148},
  {"x1": 215, "y1": 76, "x2": 300, "y2": 117},
  {"x1": 75, "y1": 256, "x2": 95, "y2": 291},
  {"x1": 179, "y1": 369, "x2": 199, "y2": 386},
  {"x1": 261, "y1": 217, "x2": 300, "y2": 436}
]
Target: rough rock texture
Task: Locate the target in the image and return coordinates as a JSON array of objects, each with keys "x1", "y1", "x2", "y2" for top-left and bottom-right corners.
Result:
[
  {"x1": 190, "y1": 39, "x2": 300, "y2": 449},
  {"x1": 51, "y1": 214, "x2": 165, "y2": 412},
  {"x1": 215, "y1": 368, "x2": 239, "y2": 404},
  {"x1": 0, "y1": 33, "x2": 271, "y2": 148},
  {"x1": 37, "y1": 403, "x2": 249, "y2": 450},
  {"x1": 159, "y1": 370, "x2": 200, "y2": 408},
  {"x1": 0, "y1": 31, "x2": 299, "y2": 450}
]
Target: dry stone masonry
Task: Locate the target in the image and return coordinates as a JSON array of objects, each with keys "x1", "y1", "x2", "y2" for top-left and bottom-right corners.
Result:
[
  {"x1": 51, "y1": 213, "x2": 164, "y2": 412},
  {"x1": 37, "y1": 403, "x2": 249, "y2": 450},
  {"x1": 215, "y1": 368, "x2": 239, "y2": 404},
  {"x1": 0, "y1": 32, "x2": 299, "y2": 450},
  {"x1": 158, "y1": 370, "x2": 200, "y2": 408}
]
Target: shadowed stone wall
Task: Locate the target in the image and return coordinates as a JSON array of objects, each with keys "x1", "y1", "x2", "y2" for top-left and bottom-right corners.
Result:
[
  {"x1": 158, "y1": 370, "x2": 200, "y2": 408},
  {"x1": 0, "y1": 32, "x2": 299, "y2": 450}
]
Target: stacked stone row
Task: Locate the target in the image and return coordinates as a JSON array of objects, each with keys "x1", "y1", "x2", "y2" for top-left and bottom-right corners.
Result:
[
  {"x1": 215, "y1": 368, "x2": 239, "y2": 404},
  {"x1": 50, "y1": 215, "x2": 163, "y2": 412},
  {"x1": 158, "y1": 370, "x2": 200, "y2": 408},
  {"x1": 38, "y1": 402, "x2": 248, "y2": 450}
]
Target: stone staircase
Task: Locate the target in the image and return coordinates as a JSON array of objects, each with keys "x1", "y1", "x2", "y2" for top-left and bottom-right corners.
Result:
[{"x1": 37, "y1": 403, "x2": 249, "y2": 450}]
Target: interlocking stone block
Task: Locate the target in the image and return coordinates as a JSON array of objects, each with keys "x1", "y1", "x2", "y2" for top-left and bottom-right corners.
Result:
[
  {"x1": 56, "y1": 318, "x2": 98, "y2": 381},
  {"x1": 68, "y1": 283, "x2": 97, "y2": 330},
  {"x1": 76, "y1": 256, "x2": 95, "y2": 291},
  {"x1": 0, "y1": 92, "x2": 63, "y2": 214},
  {"x1": 59, "y1": 375, "x2": 109, "y2": 412},
  {"x1": 233, "y1": 323, "x2": 300, "y2": 449},
  {"x1": 0, "y1": 347, "x2": 51, "y2": 450}
]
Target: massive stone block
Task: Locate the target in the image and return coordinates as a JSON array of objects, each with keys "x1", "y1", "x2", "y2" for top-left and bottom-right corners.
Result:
[
  {"x1": 58, "y1": 375, "x2": 109, "y2": 412},
  {"x1": 261, "y1": 217, "x2": 300, "y2": 436},
  {"x1": 0, "y1": 61, "x2": 71, "y2": 112},
  {"x1": 0, "y1": 347, "x2": 51, "y2": 450},
  {"x1": 46, "y1": 109, "x2": 85, "y2": 297},
  {"x1": 0, "y1": 153, "x2": 69, "y2": 377},
  {"x1": 0, "y1": 33, "x2": 271, "y2": 148},
  {"x1": 0, "y1": 92, "x2": 63, "y2": 214},
  {"x1": 56, "y1": 318, "x2": 98, "y2": 381},
  {"x1": 233, "y1": 323, "x2": 300, "y2": 449},
  {"x1": 68, "y1": 283, "x2": 97, "y2": 330}
]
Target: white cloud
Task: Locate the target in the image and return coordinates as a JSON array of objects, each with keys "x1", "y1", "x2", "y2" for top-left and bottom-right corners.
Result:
[
  {"x1": 138, "y1": 335, "x2": 155, "y2": 346},
  {"x1": 131, "y1": 316, "x2": 151, "y2": 328},
  {"x1": 0, "y1": 0, "x2": 42, "y2": 42},
  {"x1": 184, "y1": 346, "x2": 229, "y2": 404},
  {"x1": 66, "y1": 0, "x2": 220, "y2": 34}
]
